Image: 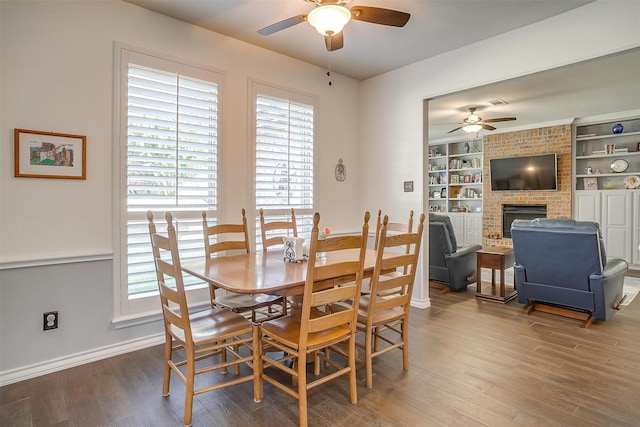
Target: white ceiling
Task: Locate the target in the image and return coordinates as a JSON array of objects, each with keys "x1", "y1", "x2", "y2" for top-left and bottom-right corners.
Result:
[
  {"x1": 125, "y1": 0, "x2": 593, "y2": 80},
  {"x1": 125, "y1": 0, "x2": 639, "y2": 139},
  {"x1": 428, "y1": 48, "x2": 640, "y2": 139}
]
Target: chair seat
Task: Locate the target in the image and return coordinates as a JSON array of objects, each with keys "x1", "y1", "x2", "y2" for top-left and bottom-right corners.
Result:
[
  {"x1": 331, "y1": 297, "x2": 405, "y2": 327},
  {"x1": 356, "y1": 295, "x2": 405, "y2": 326},
  {"x1": 170, "y1": 307, "x2": 253, "y2": 345},
  {"x1": 215, "y1": 293, "x2": 284, "y2": 312},
  {"x1": 261, "y1": 310, "x2": 351, "y2": 351}
]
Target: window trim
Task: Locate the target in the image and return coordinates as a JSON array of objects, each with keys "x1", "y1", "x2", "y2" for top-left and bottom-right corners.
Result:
[
  {"x1": 248, "y1": 79, "x2": 318, "y2": 248},
  {"x1": 112, "y1": 43, "x2": 225, "y2": 321}
]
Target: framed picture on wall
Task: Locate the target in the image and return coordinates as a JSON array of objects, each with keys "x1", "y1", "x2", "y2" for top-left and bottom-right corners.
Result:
[{"x1": 14, "y1": 129, "x2": 86, "y2": 179}]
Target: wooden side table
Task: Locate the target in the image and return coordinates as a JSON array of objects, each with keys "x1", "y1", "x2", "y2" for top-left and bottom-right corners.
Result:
[{"x1": 476, "y1": 247, "x2": 516, "y2": 303}]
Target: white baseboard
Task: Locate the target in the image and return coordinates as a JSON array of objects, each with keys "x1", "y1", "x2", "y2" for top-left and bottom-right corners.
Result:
[
  {"x1": 411, "y1": 297, "x2": 431, "y2": 309},
  {"x1": 0, "y1": 333, "x2": 164, "y2": 387}
]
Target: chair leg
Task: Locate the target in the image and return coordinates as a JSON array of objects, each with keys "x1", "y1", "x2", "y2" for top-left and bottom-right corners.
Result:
[
  {"x1": 348, "y1": 333, "x2": 358, "y2": 403},
  {"x1": 162, "y1": 336, "x2": 172, "y2": 396},
  {"x1": 365, "y1": 326, "x2": 373, "y2": 388},
  {"x1": 183, "y1": 352, "x2": 195, "y2": 427},
  {"x1": 298, "y1": 351, "x2": 308, "y2": 427},
  {"x1": 220, "y1": 340, "x2": 228, "y2": 374},
  {"x1": 401, "y1": 318, "x2": 409, "y2": 372},
  {"x1": 253, "y1": 325, "x2": 263, "y2": 403}
]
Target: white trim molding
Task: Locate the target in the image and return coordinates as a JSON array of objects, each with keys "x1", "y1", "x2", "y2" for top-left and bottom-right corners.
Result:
[
  {"x1": 0, "y1": 333, "x2": 164, "y2": 387},
  {"x1": 0, "y1": 252, "x2": 113, "y2": 270},
  {"x1": 411, "y1": 297, "x2": 431, "y2": 310}
]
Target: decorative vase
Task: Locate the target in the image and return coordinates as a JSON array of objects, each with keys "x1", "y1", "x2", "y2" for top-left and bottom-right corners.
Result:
[
  {"x1": 612, "y1": 123, "x2": 624, "y2": 134},
  {"x1": 463, "y1": 142, "x2": 470, "y2": 153}
]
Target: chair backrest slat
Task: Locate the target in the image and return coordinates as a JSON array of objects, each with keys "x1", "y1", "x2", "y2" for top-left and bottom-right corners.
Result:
[
  {"x1": 202, "y1": 209, "x2": 251, "y2": 257},
  {"x1": 260, "y1": 208, "x2": 298, "y2": 251},
  {"x1": 373, "y1": 209, "x2": 413, "y2": 250}
]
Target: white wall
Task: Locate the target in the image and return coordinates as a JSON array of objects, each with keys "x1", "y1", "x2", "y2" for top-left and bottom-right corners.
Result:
[
  {"x1": 0, "y1": 0, "x2": 361, "y2": 381},
  {"x1": 359, "y1": 0, "x2": 640, "y2": 305}
]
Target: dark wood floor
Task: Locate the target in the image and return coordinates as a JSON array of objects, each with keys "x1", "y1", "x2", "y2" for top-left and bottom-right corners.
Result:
[{"x1": 2, "y1": 280, "x2": 640, "y2": 427}]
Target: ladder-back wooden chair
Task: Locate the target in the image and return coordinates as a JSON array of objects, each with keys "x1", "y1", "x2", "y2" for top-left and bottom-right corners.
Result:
[
  {"x1": 258, "y1": 211, "x2": 370, "y2": 427},
  {"x1": 147, "y1": 211, "x2": 259, "y2": 427},
  {"x1": 359, "y1": 213, "x2": 424, "y2": 387},
  {"x1": 259, "y1": 207, "x2": 298, "y2": 251},
  {"x1": 330, "y1": 213, "x2": 425, "y2": 388},
  {"x1": 202, "y1": 209, "x2": 285, "y2": 321}
]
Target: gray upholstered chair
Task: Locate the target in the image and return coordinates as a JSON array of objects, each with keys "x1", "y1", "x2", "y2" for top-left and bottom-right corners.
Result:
[
  {"x1": 428, "y1": 213, "x2": 482, "y2": 292},
  {"x1": 511, "y1": 218, "x2": 628, "y2": 327}
]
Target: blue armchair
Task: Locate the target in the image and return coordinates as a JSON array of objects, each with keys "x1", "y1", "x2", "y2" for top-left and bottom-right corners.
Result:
[
  {"x1": 511, "y1": 218, "x2": 628, "y2": 327},
  {"x1": 429, "y1": 213, "x2": 482, "y2": 292}
]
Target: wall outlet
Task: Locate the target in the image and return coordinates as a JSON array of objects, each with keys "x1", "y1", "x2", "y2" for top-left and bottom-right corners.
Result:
[{"x1": 43, "y1": 311, "x2": 58, "y2": 330}]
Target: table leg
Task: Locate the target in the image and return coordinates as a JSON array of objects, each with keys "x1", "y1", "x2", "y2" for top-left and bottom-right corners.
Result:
[{"x1": 500, "y1": 266, "x2": 505, "y2": 297}]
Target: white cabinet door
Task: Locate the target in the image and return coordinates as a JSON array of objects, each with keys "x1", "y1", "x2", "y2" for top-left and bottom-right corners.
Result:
[
  {"x1": 464, "y1": 214, "x2": 482, "y2": 246},
  {"x1": 601, "y1": 191, "x2": 632, "y2": 262},
  {"x1": 575, "y1": 191, "x2": 601, "y2": 223},
  {"x1": 447, "y1": 213, "x2": 482, "y2": 247},
  {"x1": 633, "y1": 192, "x2": 640, "y2": 266},
  {"x1": 447, "y1": 213, "x2": 465, "y2": 245}
]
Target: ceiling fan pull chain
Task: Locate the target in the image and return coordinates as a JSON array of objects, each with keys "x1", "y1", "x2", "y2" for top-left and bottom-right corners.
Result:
[{"x1": 327, "y1": 34, "x2": 332, "y2": 86}]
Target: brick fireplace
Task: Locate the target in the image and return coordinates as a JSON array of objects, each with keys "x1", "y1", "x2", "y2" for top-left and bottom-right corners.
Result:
[{"x1": 482, "y1": 124, "x2": 573, "y2": 248}]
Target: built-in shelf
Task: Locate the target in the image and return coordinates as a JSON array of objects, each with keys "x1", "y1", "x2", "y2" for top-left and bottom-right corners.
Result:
[
  {"x1": 427, "y1": 137, "x2": 483, "y2": 213},
  {"x1": 574, "y1": 116, "x2": 640, "y2": 191}
]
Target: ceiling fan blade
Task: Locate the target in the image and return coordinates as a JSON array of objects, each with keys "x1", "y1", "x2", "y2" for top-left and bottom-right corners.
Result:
[
  {"x1": 448, "y1": 126, "x2": 464, "y2": 134},
  {"x1": 483, "y1": 117, "x2": 517, "y2": 123},
  {"x1": 480, "y1": 123, "x2": 496, "y2": 131},
  {"x1": 350, "y1": 6, "x2": 410, "y2": 27},
  {"x1": 258, "y1": 14, "x2": 306, "y2": 35},
  {"x1": 324, "y1": 32, "x2": 344, "y2": 51}
]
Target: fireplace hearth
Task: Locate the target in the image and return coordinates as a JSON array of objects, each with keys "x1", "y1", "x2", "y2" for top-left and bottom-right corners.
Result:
[{"x1": 502, "y1": 204, "x2": 547, "y2": 238}]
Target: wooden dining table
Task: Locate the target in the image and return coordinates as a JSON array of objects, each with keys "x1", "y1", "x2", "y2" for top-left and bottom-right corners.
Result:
[{"x1": 181, "y1": 249, "x2": 380, "y2": 299}]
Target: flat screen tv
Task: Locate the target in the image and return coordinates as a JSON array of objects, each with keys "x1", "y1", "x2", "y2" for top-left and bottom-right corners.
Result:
[{"x1": 490, "y1": 153, "x2": 557, "y2": 191}]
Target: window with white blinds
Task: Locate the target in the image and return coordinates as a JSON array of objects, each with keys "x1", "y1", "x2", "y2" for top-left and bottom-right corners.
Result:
[
  {"x1": 117, "y1": 48, "x2": 221, "y2": 309},
  {"x1": 254, "y1": 85, "x2": 316, "y2": 250}
]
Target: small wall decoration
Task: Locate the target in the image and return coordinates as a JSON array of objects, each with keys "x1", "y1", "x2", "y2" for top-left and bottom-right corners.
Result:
[
  {"x1": 335, "y1": 158, "x2": 346, "y2": 181},
  {"x1": 403, "y1": 181, "x2": 413, "y2": 192},
  {"x1": 14, "y1": 129, "x2": 86, "y2": 179}
]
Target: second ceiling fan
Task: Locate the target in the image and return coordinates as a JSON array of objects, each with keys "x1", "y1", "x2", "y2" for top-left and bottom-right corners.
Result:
[
  {"x1": 448, "y1": 107, "x2": 516, "y2": 134},
  {"x1": 257, "y1": 0, "x2": 410, "y2": 51}
]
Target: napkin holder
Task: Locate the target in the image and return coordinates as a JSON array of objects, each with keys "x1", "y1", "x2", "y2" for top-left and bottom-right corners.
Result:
[{"x1": 283, "y1": 236, "x2": 305, "y2": 263}]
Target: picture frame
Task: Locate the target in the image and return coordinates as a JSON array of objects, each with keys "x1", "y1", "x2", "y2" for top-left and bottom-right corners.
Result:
[
  {"x1": 14, "y1": 129, "x2": 86, "y2": 179},
  {"x1": 433, "y1": 191, "x2": 441, "y2": 199},
  {"x1": 583, "y1": 177, "x2": 598, "y2": 190},
  {"x1": 464, "y1": 175, "x2": 471, "y2": 183}
]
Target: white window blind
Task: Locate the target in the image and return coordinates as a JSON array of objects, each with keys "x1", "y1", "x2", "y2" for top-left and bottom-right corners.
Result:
[
  {"x1": 126, "y1": 63, "x2": 218, "y2": 296},
  {"x1": 255, "y1": 90, "x2": 316, "y2": 250}
]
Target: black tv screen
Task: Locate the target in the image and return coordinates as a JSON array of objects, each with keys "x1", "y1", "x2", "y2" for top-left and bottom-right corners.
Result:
[{"x1": 490, "y1": 154, "x2": 557, "y2": 191}]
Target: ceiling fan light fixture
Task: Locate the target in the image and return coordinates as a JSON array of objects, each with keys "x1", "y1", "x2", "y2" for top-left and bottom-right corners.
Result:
[
  {"x1": 463, "y1": 124, "x2": 482, "y2": 133},
  {"x1": 307, "y1": 5, "x2": 351, "y2": 36}
]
